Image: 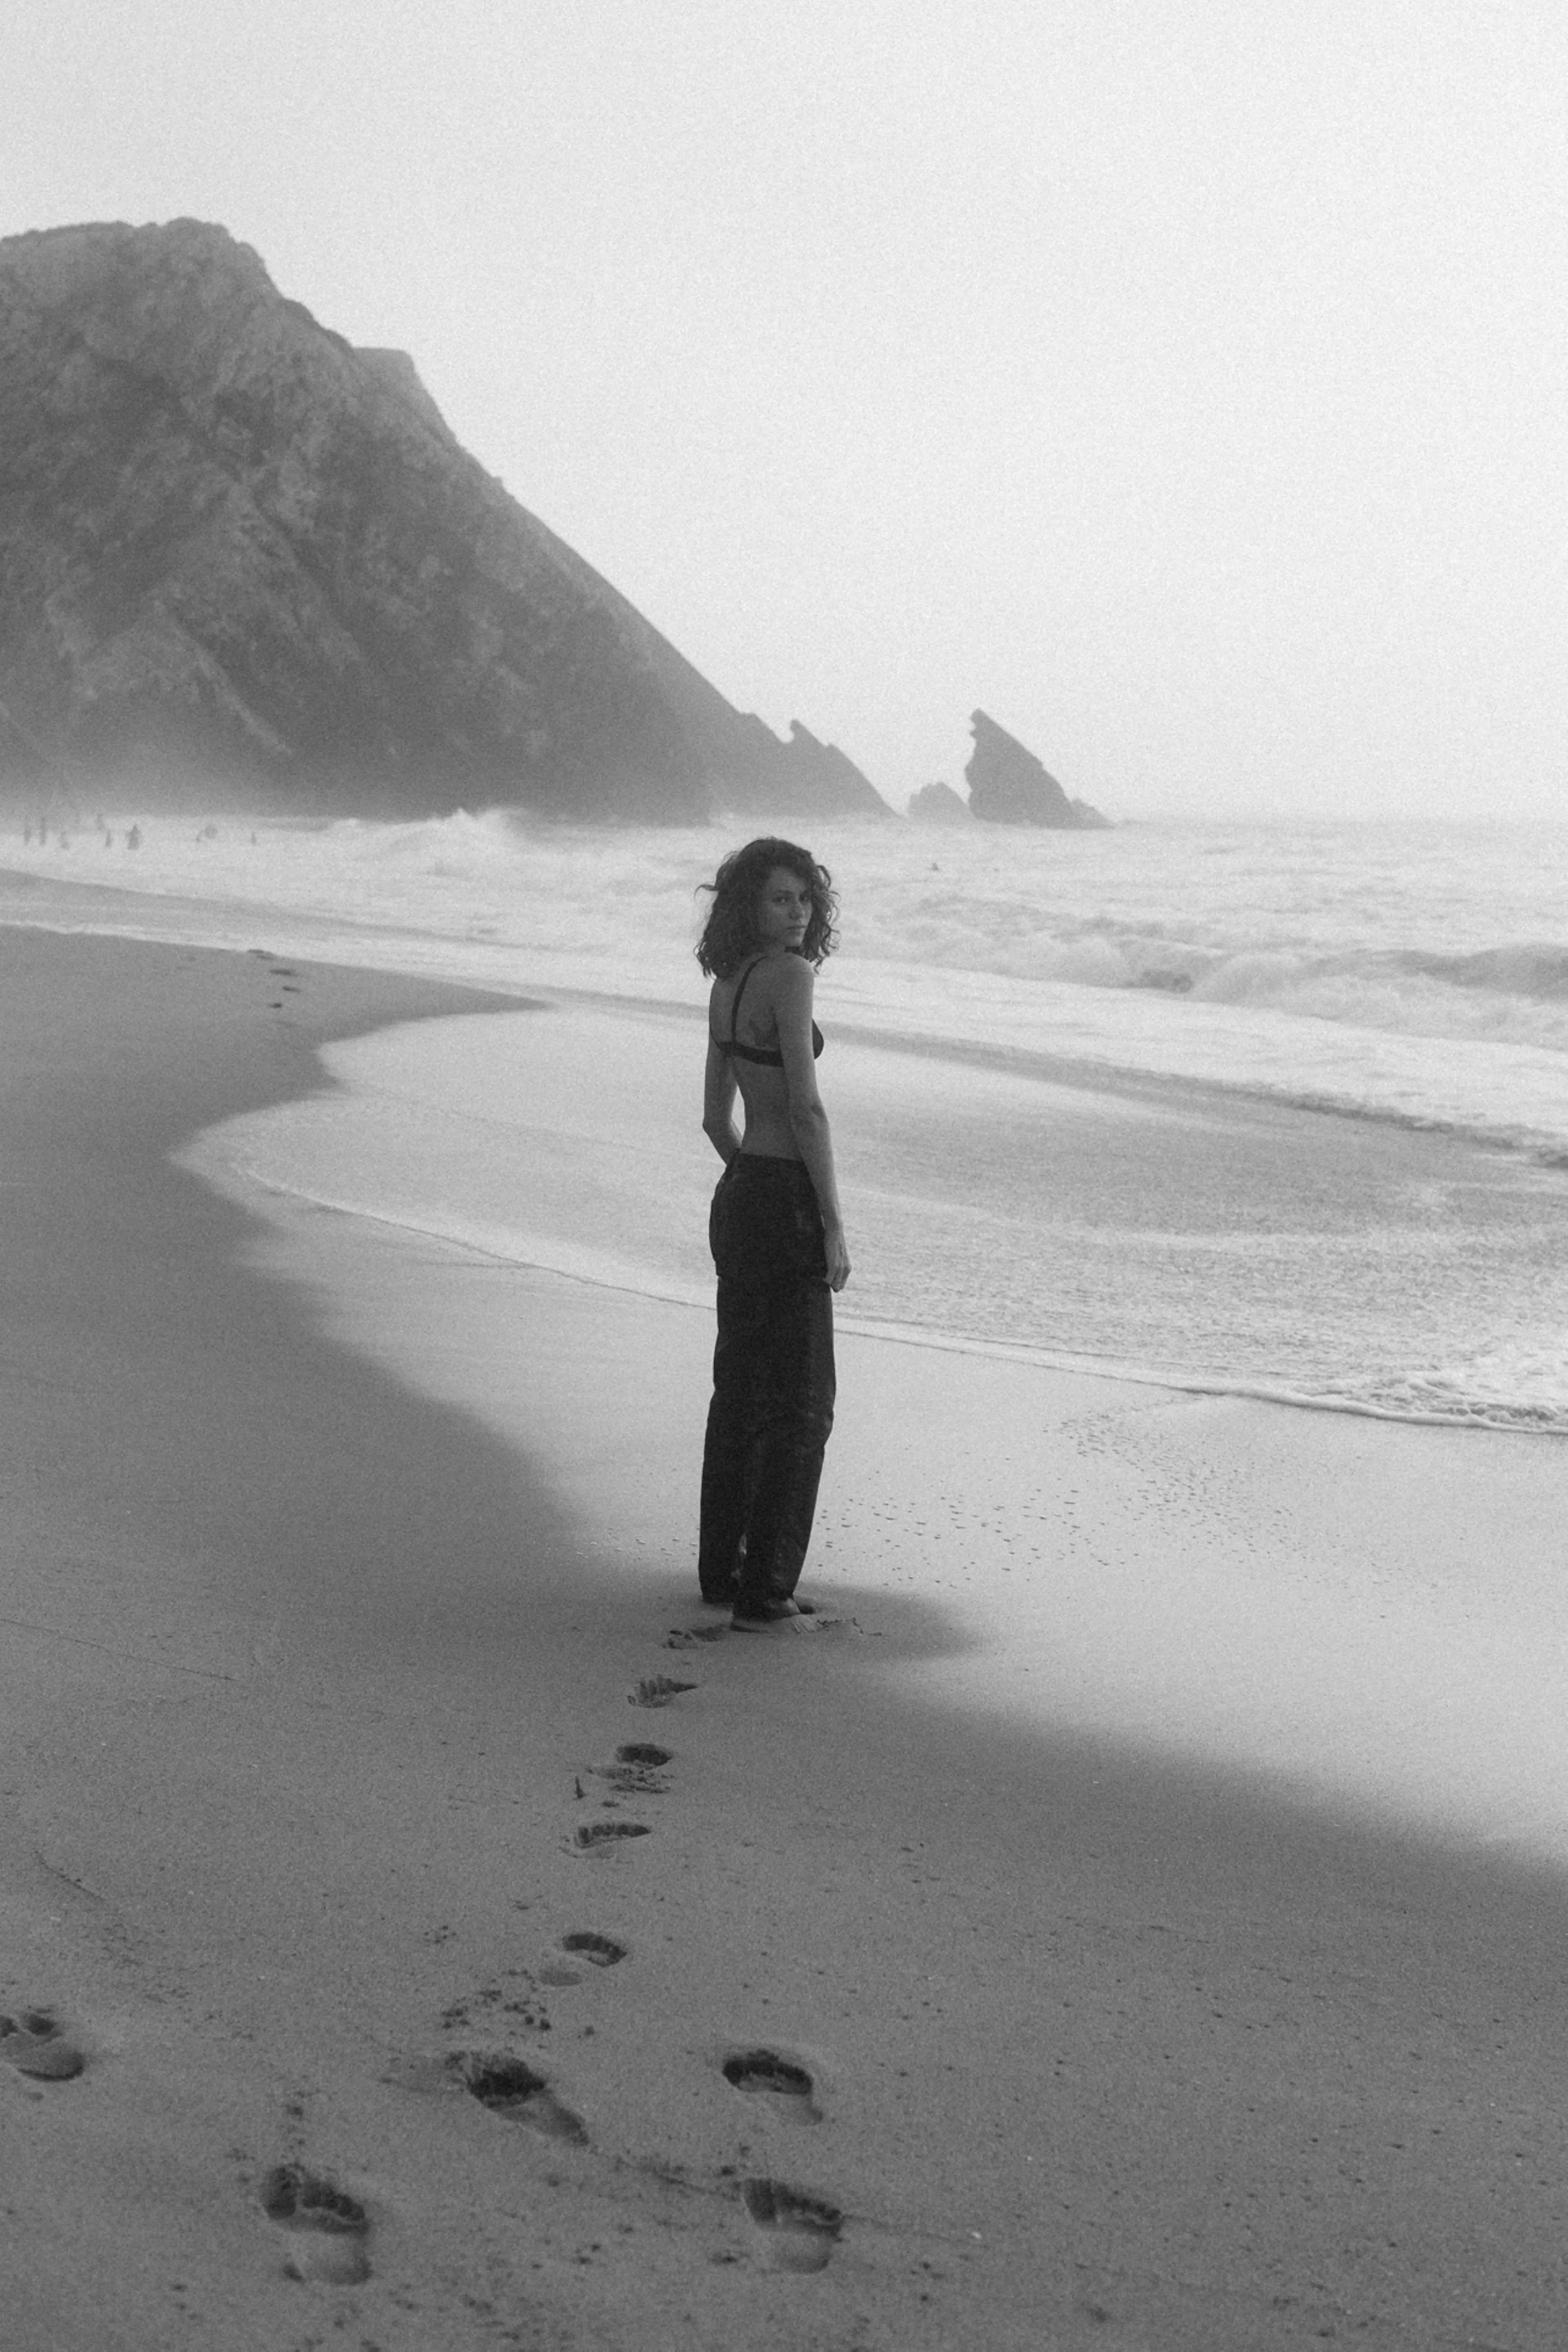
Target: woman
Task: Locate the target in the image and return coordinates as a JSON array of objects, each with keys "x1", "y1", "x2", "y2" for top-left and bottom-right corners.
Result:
[{"x1": 695, "y1": 837, "x2": 851, "y2": 1629}]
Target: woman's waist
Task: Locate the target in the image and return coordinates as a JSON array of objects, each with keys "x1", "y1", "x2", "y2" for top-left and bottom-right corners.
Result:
[{"x1": 727, "y1": 1148, "x2": 813, "y2": 1183}]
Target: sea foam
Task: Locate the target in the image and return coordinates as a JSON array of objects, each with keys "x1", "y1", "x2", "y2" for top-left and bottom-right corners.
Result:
[
  {"x1": 10, "y1": 808, "x2": 1568, "y2": 1144},
  {"x1": 11, "y1": 807, "x2": 1568, "y2": 1429}
]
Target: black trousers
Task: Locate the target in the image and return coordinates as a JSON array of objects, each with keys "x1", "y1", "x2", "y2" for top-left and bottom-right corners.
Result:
[{"x1": 698, "y1": 1154, "x2": 836, "y2": 1608}]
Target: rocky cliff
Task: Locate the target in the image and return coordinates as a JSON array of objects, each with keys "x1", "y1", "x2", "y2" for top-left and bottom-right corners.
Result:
[
  {"x1": 0, "y1": 220, "x2": 890, "y2": 821},
  {"x1": 963, "y1": 710, "x2": 1107, "y2": 828}
]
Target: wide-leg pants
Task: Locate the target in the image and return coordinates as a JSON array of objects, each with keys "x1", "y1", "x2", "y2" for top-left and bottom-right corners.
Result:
[{"x1": 697, "y1": 1154, "x2": 836, "y2": 1610}]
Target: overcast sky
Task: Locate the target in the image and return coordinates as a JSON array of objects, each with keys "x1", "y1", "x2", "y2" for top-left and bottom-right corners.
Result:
[{"x1": 6, "y1": 1, "x2": 1566, "y2": 820}]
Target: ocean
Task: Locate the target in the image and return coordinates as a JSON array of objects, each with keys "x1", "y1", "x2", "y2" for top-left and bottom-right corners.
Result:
[{"x1": 8, "y1": 809, "x2": 1567, "y2": 1432}]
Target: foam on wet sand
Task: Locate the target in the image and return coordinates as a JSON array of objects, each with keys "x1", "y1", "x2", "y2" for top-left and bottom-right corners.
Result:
[{"x1": 3, "y1": 926, "x2": 1568, "y2": 2352}]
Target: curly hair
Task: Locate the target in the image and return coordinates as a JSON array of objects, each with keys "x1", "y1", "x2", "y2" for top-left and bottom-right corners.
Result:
[{"x1": 695, "y1": 837, "x2": 839, "y2": 977}]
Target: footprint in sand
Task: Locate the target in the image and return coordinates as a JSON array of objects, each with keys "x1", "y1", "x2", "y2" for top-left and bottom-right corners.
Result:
[
  {"x1": 739, "y1": 2177, "x2": 842, "y2": 2273},
  {"x1": 592, "y1": 1765, "x2": 663, "y2": 1795},
  {"x1": 559, "y1": 1931, "x2": 627, "y2": 1967},
  {"x1": 665, "y1": 1624, "x2": 728, "y2": 1648},
  {"x1": 259, "y1": 2163, "x2": 371, "y2": 2284},
  {"x1": 722, "y1": 2048, "x2": 822, "y2": 2122},
  {"x1": 452, "y1": 2053, "x2": 587, "y2": 2143},
  {"x1": 590, "y1": 1742, "x2": 672, "y2": 1797},
  {"x1": 574, "y1": 1820, "x2": 652, "y2": 1852},
  {"x1": 0, "y1": 2009, "x2": 85, "y2": 2081},
  {"x1": 630, "y1": 1675, "x2": 697, "y2": 1708}
]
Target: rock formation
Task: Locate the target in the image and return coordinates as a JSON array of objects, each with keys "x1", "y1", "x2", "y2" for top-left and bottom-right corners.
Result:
[
  {"x1": 0, "y1": 219, "x2": 891, "y2": 821},
  {"x1": 907, "y1": 780, "x2": 973, "y2": 824},
  {"x1": 773, "y1": 722, "x2": 886, "y2": 818},
  {"x1": 963, "y1": 710, "x2": 1107, "y2": 828}
]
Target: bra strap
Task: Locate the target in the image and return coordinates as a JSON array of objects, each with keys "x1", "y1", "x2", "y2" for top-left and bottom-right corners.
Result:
[{"x1": 728, "y1": 956, "x2": 763, "y2": 1051}]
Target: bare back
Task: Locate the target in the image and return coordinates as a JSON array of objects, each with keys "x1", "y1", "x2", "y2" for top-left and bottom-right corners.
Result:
[{"x1": 706, "y1": 952, "x2": 822, "y2": 1160}]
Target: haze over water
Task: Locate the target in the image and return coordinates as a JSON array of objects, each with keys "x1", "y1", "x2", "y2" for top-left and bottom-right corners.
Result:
[
  {"x1": 11, "y1": 4, "x2": 1568, "y2": 826},
  {"x1": 10, "y1": 809, "x2": 1568, "y2": 1432}
]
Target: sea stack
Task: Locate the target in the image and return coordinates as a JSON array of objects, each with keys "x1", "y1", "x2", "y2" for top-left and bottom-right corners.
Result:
[
  {"x1": 907, "y1": 781, "x2": 973, "y2": 824},
  {"x1": 0, "y1": 219, "x2": 890, "y2": 821},
  {"x1": 963, "y1": 709, "x2": 1107, "y2": 828}
]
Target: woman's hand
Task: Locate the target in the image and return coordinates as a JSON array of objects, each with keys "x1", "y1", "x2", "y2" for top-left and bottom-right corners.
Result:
[{"x1": 822, "y1": 1225, "x2": 852, "y2": 1293}]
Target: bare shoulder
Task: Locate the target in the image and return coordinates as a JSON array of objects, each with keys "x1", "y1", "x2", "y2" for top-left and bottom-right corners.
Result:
[{"x1": 768, "y1": 954, "x2": 815, "y2": 1008}]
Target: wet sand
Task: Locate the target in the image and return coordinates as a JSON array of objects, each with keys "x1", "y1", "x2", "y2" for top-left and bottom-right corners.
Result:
[{"x1": 4, "y1": 926, "x2": 1568, "y2": 2352}]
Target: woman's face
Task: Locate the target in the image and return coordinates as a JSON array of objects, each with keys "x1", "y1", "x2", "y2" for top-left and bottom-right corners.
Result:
[{"x1": 754, "y1": 864, "x2": 813, "y2": 951}]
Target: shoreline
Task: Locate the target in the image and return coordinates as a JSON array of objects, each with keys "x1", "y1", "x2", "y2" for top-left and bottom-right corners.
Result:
[
  {"x1": 189, "y1": 980, "x2": 1568, "y2": 1437},
  {"x1": 6, "y1": 933, "x2": 1568, "y2": 2347},
  {"x1": 2, "y1": 862, "x2": 1563, "y2": 1435},
  {"x1": 200, "y1": 1135, "x2": 1568, "y2": 1866},
  {"x1": 4, "y1": 855, "x2": 1568, "y2": 1164},
  {"x1": 174, "y1": 1149, "x2": 1568, "y2": 1435}
]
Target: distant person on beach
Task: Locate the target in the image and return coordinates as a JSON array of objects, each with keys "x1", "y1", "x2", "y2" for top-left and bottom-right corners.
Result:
[{"x1": 696, "y1": 838, "x2": 851, "y2": 1630}]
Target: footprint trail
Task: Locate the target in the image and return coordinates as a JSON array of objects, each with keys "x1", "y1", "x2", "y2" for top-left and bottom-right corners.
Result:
[
  {"x1": 0, "y1": 2009, "x2": 85, "y2": 2081},
  {"x1": 739, "y1": 2177, "x2": 842, "y2": 2273},
  {"x1": 630, "y1": 1674, "x2": 697, "y2": 1708},
  {"x1": 453, "y1": 2054, "x2": 588, "y2": 2143},
  {"x1": 560, "y1": 1931, "x2": 627, "y2": 1966},
  {"x1": 574, "y1": 1819, "x2": 652, "y2": 1851},
  {"x1": 259, "y1": 2163, "x2": 371, "y2": 2284},
  {"x1": 722, "y1": 2048, "x2": 821, "y2": 2120}
]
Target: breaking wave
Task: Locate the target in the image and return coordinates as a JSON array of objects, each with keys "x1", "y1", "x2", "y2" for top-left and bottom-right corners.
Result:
[
  {"x1": 7, "y1": 804, "x2": 1567, "y2": 1433},
  {"x1": 4, "y1": 804, "x2": 1568, "y2": 1130}
]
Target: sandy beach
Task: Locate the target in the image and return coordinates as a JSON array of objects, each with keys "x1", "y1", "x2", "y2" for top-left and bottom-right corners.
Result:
[{"x1": 5, "y1": 925, "x2": 1568, "y2": 2352}]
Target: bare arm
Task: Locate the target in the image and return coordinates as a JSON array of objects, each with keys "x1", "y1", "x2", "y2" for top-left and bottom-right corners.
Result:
[
  {"x1": 702, "y1": 1037, "x2": 742, "y2": 1165},
  {"x1": 774, "y1": 958, "x2": 851, "y2": 1292}
]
